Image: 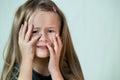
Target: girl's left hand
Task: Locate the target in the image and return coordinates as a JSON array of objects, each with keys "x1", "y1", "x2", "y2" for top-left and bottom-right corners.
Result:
[{"x1": 47, "y1": 34, "x2": 63, "y2": 73}]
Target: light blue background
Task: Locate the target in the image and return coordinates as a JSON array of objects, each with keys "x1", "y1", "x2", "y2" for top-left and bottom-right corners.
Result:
[{"x1": 0, "y1": 0, "x2": 120, "y2": 80}]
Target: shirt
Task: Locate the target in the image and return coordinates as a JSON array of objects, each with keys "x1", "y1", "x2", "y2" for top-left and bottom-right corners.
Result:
[
  {"x1": 32, "y1": 69, "x2": 52, "y2": 80},
  {"x1": 10, "y1": 63, "x2": 66, "y2": 80}
]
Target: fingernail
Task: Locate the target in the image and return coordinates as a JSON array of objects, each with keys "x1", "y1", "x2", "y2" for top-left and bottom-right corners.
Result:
[
  {"x1": 21, "y1": 24, "x2": 23, "y2": 27},
  {"x1": 24, "y1": 21, "x2": 26, "y2": 24},
  {"x1": 56, "y1": 34, "x2": 59, "y2": 37}
]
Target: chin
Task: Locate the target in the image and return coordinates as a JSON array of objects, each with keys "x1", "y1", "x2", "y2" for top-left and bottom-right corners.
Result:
[{"x1": 36, "y1": 49, "x2": 50, "y2": 58}]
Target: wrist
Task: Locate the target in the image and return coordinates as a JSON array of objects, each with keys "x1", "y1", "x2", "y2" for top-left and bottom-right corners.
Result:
[
  {"x1": 49, "y1": 66, "x2": 60, "y2": 73},
  {"x1": 50, "y1": 69, "x2": 64, "y2": 80},
  {"x1": 22, "y1": 57, "x2": 33, "y2": 63},
  {"x1": 21, "y1": 58, "x2": 33, "y2": 69},
  {"x1": 19, "y1": 58, "x2": 33, "y2": 80}
]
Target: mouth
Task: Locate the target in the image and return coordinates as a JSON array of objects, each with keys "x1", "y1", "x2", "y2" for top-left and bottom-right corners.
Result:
[{"x1": 36, "y1": 45, "x2": 48, "y2": 49}]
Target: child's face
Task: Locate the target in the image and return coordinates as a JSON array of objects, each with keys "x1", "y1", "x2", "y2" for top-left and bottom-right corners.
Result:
[{"x1": 28, "y1": 10, "x2": 61, "y2": 58}]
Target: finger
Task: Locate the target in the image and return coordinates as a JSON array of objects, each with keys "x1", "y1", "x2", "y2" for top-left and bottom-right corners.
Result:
[
  {"x1": 47, "y1": 43, "x2": 54, "y2": 57},
  {"x1": 19, "y1": 24, "x2": 23, "y2": 39},
  {"x1": 18, "y1": 24, "x2": 24, "y2": 43},
  {"x1": 25, "y1": 24, "x2": 33, "y2": 41},
  {"x1": 22, "y1": 21, "x2": 28, "y2": 39},
  {"x1": 56, "y1": 34, "x2": 63, "y2": 48},
  {"x1": 30, "y1": 35, "x2": 41, "y2": 45},
  {"x1": 52, "y1": 36, "x2": 58, "y2": 53}
]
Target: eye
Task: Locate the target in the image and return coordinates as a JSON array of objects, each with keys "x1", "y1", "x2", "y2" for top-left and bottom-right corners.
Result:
[
  {"x1": 32, "y1": 30, "x2": 39, "y2": 34},
  {"x1": 48, "y1": 29, "x2": 55, "y2": 33}
]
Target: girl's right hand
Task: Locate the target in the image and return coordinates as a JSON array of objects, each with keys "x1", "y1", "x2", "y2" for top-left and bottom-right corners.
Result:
[{"x1": 18, "y1": 21, "x2": 41, "y2": 62}]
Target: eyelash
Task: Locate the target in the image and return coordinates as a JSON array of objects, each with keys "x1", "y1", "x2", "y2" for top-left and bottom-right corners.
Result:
[
  {"x1": 32, "y1": 30, "x2": 55, "y2": 34},
  {"x1": 48, "y1": 30, "x2": 55, "y2": 33},
  {"x1": 32, "y1": 30, "x2": 39, "y2": 34}
]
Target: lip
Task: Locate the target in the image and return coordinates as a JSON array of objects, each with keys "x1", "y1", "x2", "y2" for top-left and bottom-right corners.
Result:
[{"x1": 36, "y1": 45, "x2": 47, "y2": 49}]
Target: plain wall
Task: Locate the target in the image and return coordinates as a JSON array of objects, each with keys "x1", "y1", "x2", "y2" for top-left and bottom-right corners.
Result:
[{"x1": 0, "y1": 0, "x2": 120, "y2": 80}]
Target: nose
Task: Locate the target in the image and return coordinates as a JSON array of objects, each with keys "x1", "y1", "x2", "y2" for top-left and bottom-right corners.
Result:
[{"x1": 39, "y1": 32, "x2": 48, "y2": 42}]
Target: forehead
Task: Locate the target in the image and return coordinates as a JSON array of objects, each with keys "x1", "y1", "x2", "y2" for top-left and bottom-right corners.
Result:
[{"x1": 28, "y1": 10, "x2": 61, "y2": 28}]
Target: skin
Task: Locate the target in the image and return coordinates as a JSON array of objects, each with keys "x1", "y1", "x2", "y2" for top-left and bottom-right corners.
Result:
[{"x1": 18, "y1": 10, "x2": 63, "y2": 80}]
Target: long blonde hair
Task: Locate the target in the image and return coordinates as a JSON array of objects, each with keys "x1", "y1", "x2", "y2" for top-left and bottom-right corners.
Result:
[{"x1": 1, "y1": 0, "x2": 84, "y2": 80}]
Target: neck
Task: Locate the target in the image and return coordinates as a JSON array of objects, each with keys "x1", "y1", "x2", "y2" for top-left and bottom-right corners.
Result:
[{"x1": 33, "y1": 57, "x2": 50, "y2": 76}]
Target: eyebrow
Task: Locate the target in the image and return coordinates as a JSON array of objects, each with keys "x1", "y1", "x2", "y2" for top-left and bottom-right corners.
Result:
[
  {"x1": 33, "y1": 26, "x2": 56, "y2": 29},
  {"x1": 33, "y1": 27, "x2": 40, "y2": 29}
]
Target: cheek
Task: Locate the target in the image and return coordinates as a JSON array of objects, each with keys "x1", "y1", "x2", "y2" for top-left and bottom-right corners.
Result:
[
  {"x1": 31, "y1": 35, "x2": 35, "y2": 39},
  {"x1": 31, "y1": 34, "x2": 37, "y2": 39},
  {"x1": 48, "y1": 34, "x2": 55, "y2": 44}
]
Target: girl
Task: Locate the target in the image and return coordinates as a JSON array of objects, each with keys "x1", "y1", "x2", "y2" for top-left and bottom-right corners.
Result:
[{"x1": 1, "y1": 0, "x2": 84, "y2": 80}]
